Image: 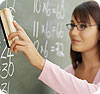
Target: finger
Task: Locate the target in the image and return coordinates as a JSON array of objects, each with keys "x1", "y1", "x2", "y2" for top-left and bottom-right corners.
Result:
[
  {"x1": 8, "y1": 32, "x2": 18, "y2": 40},
  {"x1": 10, "y1": 39, "x2": 26, "y2": 52},
  {"x1": 14, "y1": 48, "x2": 18, "y2": 54},
  {"x1": 8, "y1": 31, "x2": 25, "y2": 40},
  {"x1": 13, "y1": 21, "x2": 24, "y2": 31},
  {"x1": 14, "y1": 45, "x2": 24, "y2": 53},
  {"x1": 13, "y1": 21, "x2": 27, "y2": 36}
]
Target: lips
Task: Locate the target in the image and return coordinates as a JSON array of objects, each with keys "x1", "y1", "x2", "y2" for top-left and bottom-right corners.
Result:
[{"x1": 71, "y1": 39, "x2": 81, "y2": 43}]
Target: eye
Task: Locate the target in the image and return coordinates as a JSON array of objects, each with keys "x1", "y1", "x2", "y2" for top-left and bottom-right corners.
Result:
[
  {"x1": 71, "y1": 23, "x2": 75, "y2": 28},
  {"x1": 80, "y1": 24, "x2": 87, "y2": 29},
  {"x1": 66, "y1": 23, "x2": 75, "y2": 30}
]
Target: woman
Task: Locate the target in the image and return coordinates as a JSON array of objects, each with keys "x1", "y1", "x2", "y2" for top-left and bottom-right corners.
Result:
[{"x1": 8, "y1": 1, "x2": 100, "y2": 94}]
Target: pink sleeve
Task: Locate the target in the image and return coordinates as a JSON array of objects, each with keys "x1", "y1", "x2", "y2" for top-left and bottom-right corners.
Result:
[
  {"x1": 38, "y1": 59, "x2": 100, "y2": 94},
  {"x1": 64, "y1": 64, "x2": 74, "y2": 74},
  {"x1": 56, "y1": 64, "x2": 74, "y2": 94}
]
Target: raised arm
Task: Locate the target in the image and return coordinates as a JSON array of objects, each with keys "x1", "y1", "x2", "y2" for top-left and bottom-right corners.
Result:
[{"x1": 8, "y1": 21, "x2": 45, "y2": 71}]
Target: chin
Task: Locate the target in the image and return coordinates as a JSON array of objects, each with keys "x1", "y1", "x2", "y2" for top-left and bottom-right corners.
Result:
[{"x1": 72, "y1": 46, "x2": 83, "y2": 52}]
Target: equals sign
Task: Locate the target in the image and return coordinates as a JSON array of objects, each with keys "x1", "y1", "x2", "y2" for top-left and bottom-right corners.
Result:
[
  {"x1": 52, "y1": 8, "x2": 56, "y2": 14},
  {"x1": 51, "y1": 46, "x2": 55, "y2": 52},
  {"x1": 52, "y1": 26, "x2": 56, "y2": 32}
]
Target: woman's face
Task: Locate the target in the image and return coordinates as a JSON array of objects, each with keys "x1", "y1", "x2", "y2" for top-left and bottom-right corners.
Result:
[{"x1": 69, "y1": 15, "x2": 100, "y2": 52}]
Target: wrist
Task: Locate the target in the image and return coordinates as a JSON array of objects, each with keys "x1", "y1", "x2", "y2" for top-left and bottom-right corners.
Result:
[
  {"x1": 39, "y1": 58, "x2": 45, "y2": 71},
  {"x1": 29, "y1": 54, "x2": 45, "y2": 71}
]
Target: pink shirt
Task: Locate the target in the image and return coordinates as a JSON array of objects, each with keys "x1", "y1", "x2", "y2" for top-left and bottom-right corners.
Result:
[{"x1": 38, "y1": 59, "x2": 100, "y2": 94}]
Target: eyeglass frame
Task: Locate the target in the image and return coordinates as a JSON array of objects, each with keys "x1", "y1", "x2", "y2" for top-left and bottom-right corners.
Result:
[{"x1": 66, "y1": 23, "x2": 98, "y2": 31}]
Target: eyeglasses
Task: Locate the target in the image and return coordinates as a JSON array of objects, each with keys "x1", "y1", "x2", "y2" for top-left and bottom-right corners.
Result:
[{"x1": 66, "y1": 23, "x2": 98, "y2": 31}]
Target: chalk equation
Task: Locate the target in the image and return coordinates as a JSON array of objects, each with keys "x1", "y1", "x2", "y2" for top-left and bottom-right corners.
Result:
[
  {"x1": 34, "y1": 0, "x2": 65, "y2": 19},
  {"x1": 33, "y1": 0, "x2": 65, "y2": 58}
]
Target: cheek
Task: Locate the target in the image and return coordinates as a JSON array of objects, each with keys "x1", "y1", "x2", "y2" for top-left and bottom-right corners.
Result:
[
  {"x1": 72, "y1": 32, "x2": 99, "y2": 52},
  {"x1": 83, "y1": 31, "x2": 99, "y2": 45}
]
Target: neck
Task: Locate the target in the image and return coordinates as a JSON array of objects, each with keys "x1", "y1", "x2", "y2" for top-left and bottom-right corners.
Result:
[{"x1": 81, "y1": 46, "x2": 100, "y2": 70}]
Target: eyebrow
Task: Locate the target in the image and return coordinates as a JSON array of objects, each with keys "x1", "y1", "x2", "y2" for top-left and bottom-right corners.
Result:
[
  {"x1": 70, "y1": 20, "x2": 88, "y2": 24},
  {"x1": 71, "y1": 20, "x2": 74, "y2": 22}
]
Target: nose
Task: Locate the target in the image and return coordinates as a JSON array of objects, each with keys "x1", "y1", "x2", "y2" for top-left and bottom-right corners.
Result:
[{"x1": 69, "y1": 27, "x2": 79, "y2": 36}]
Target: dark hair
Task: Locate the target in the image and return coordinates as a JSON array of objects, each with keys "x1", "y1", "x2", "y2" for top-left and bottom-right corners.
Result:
[{"x1": 70, "y1": 1, "x2": 100, "y2": 69}]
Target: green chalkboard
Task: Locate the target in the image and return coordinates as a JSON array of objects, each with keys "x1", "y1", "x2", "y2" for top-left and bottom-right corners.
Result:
[{"x1": 0, "y1": 0, "x2": 85, "y2": 94}]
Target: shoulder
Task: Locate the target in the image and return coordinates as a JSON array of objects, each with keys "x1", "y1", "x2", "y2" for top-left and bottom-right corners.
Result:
[{"x1": 64, "y1": 64, "x2": 74, "y2": 75}]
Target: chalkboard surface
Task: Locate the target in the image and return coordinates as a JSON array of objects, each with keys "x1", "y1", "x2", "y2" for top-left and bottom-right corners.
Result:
[{"x1": 0, "y1": 0, "x2": 85, "y2": 94}]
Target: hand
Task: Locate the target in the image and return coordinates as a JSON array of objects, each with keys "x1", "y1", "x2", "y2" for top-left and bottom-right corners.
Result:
[{"x1": 8, "y1": 21, "x2": 45, "y2": 71}]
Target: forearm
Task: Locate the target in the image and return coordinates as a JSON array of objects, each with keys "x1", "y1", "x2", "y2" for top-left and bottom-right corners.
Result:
[
  {"x1": 23, "y1": 46, "x2": 45, "y2": 71},
  {"x1": 27, "y1": 52, "x2": 45, "y2": 71}
]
